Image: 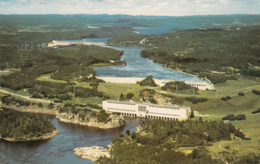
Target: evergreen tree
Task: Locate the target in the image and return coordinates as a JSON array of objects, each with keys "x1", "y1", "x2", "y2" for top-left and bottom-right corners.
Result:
[
  {"x1": 190, "y1": 110, "x2": 195, "y2": 119},
  {"x1": 119, "y1": 93, "x2": 124, "y2": 101}
]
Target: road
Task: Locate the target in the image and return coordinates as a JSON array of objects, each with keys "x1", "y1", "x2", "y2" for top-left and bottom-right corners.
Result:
[{"x1": 0, "y1": 88, "x2": 52, "y2": 103}]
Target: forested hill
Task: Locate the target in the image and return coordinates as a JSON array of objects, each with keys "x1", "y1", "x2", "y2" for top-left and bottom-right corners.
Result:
[
  {"x1": 1, "y1": 14, "x2": 260, "y2": 45},
  {"x1": 98, "y1": 119, "x2": 258, "y2": 164},
  {"x1": 109, "y1": 25, "x2": 260, "y2": 82},
  {"x1": 0, "y1": 45, "x2": 123, "y2": 90},
  {"x1": 0, "y1": 109, "x2": 56, "y2": 140},
  {"x1": 1, "y1": 14, "x2": 259, "y2": 28}
]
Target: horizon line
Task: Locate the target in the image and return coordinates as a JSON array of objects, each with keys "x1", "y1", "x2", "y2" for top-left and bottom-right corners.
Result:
[{"x1": 1, "y1": 13, "x2": 260, "y2": 17}]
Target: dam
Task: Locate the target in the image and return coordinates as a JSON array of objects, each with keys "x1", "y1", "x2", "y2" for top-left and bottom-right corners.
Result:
[
  {"x1": 48, "y1": 40, "x2": 106, "y2": 48},
  {"x1": 97, "y1": 77, "x2": 215, "y2": 90}
]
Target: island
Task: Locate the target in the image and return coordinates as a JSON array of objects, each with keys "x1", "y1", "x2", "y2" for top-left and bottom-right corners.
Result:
[{"x1": 0, "y1": 109, "x2": 58, "y2": 142}]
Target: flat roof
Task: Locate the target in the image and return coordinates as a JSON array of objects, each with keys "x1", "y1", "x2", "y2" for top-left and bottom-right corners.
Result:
[{"x1": 104, "y1": 100, "x2": 189, "y2": 109}]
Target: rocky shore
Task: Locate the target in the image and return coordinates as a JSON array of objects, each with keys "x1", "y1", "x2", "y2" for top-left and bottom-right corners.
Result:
[
  {"x1": 74, "y1": 146, "x2": 111, "y2": 163},
  {"x1": 56, "y1": 113, "x2": 125, "y2": 129},
  {"x1": 0, "y1": 129, "x2": 59, "y2": 142},
  {"x1": 1, "y1": 104, "x2": 125, "y2": 129}
]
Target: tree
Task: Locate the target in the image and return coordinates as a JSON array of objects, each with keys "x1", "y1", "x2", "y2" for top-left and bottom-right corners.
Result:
[
  {"x1": 199, "y1": 117, "x2": 203, "y2": 123},
  {"x1": 131, "y1": 132, "x2": 136, "y2": 139},
  {"x1": 138, "y1": 76, "x2": 157, "y2": 87},
  {"x1": 126, "y1": 129, "x2": 130, "y2": 136},
  {"x1": 38, "y1": 103, "x2": 43, "y2": 108},
  {"x1": 190, "y1": 110, "x2": 195, "y2": 119},
  {"x1": 48, "y1": 103, "x2": 54, "y2": 109},
  {"x1": 126, "y1": 93, "x2": 134, "y2": 99},
  {"x1": 119, "y1": 93, "x2": 124, "y2": 101}
]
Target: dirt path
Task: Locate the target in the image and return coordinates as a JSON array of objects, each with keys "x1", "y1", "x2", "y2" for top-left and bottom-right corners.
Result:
[
  {"x1": 231, "y1": 85, "x2": 260, "y2": 93},
  {"x1": 0, "y1": 89, "x2": 52, "y2": 103}
]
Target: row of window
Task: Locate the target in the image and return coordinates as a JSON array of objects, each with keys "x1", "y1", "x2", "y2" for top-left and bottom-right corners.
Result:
[
  {"x1": 108, "y1": 108, "x2": 135, "y2": 112},
  {"x1": 107, "y1": 108, "x2": 182, "y2": 117},
  {"x1": 107, "y1": 101, "x2": 135, "y2": 105},
  {"x1": 106, "y1": 101, "x2": 187, "y2": 111},
  {"x1": 148, "y1": 112, "x2": 180, "y2": 117},
  {"x1": 149, "y1": 105, "x2": 180, "y2": 110},
  {"x1": 188, "y1": 84, "x2": 206, "y2": 87}
]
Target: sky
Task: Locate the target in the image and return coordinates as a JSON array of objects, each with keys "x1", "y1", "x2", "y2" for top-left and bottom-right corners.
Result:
[{"x1": 0, "y1": 0, "x2": 259, "y2": 16}]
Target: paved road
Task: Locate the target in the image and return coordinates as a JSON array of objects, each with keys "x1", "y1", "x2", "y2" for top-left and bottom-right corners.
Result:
[{"x1": 0, "y1": 88, "x2": 52, "y2": 103}]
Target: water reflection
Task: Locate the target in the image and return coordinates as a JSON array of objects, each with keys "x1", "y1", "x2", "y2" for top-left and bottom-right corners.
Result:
[{"x1": 0, "y1": 116, "x2": 142, "y2": 164}]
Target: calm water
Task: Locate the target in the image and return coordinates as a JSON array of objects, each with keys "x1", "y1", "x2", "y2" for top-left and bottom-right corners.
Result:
[
  {"x1": 65, "y1": 36, "x2": 203, "y2": 81},
  {"x1": 95, "y1": 46, "x2": 202, "y2": 81},
  {"x1": 0, "y1": 115, "x2": 142, "y2": 164}
]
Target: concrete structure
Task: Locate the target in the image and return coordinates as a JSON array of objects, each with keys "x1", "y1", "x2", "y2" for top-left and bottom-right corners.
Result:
[
  {"x1": 97, "y1": 77, "x2": 215, "y2": 90},
  {"x1": 102, "y1": 100, "x2": 191, "y2": 120},
  {"x1": 48, "y1": 40, "x2": 105, "y2": 48}
]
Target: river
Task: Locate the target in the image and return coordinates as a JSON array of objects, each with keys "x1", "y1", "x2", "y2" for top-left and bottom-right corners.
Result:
[
  {"x1": 0, "y1": 114, "x2": 142, "y2": 164},
  {"x1": 71, "y1": 37, "x2": 203, "y2": 81},
  {"x1": 96, "y1": 46, "x2": 202, "y2": 81},
  {"x1": 1, "y1": 25, "x2": 201, "y2": 164}
]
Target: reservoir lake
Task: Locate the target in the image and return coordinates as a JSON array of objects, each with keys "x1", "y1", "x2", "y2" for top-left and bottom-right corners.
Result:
[{"x1": 73, "y1": 37, "x2": 203, "y2": 81}]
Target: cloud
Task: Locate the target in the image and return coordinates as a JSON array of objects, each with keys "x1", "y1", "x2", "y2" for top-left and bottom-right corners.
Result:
[{"x1": 0, "y1": 0, "x2": 259, "y2": 15}]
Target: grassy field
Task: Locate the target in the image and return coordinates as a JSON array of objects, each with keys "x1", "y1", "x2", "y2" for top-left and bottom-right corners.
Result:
[
  {"x1": 36, "y1": 74, "x2": 67, "y2": 83},
  {"x1": 0, "y1": 89, "x2": 50, "y2": 105},
  {"x1": 77, "y1": 81, "x2": 148, "y2": 102},
  {"x1": 174, "y1": 113, "x2": 260, "y2": 159},
  {"x1": 63, "y1": 96, "x2": 103, "y2": 105},
  {"x1": 207, "y1": 114, "x2": 260, "y2": 159},
  {"x1": 186, "y1": 92, "x2": 259, "y2": 116},
  {"x1": 155, "y1": 78, "x2": 260, "y2": 99},
  {"x1": 89, "y1": 63, "x2": 114, "y2": 68},
  {"x1": 0, "y1": 87, "x2": 31, "y2": 97},
  {"x1": 0, "y1": 69, "x2": 21, "y2": 76},
  {"x1": 1, "y1": 71, "x2": 259, "y2": 160}
]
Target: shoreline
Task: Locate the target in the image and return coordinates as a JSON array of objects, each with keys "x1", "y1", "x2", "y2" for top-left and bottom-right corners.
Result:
[
  {"x1": 91, "y1": 63, "x2": 125, "y2": 69},
  {"x1": 161, "y1": 65, "x2": 198, "y2": 77},
  {"x1": 56, "y1": 114, "x2": 125, "y2": 129},
  {"x1": 74, "y1": 146, "x2": 111, "y2": 162},
  {"x1": 1, "y1": 104, "x2": 125, "y2": 129},
  {"x1": 0, "y1": 130, "x2": 59, "y2": 142}
]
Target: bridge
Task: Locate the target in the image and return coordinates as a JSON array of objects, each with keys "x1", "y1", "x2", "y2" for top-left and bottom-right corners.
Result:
[{"x1": 48, "y1": 40, "x2": 106, "y2": 48}]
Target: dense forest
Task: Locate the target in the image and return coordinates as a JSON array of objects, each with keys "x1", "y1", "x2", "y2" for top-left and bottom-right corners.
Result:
[
  {"x1": 98, "y1": 119, "x2": 256, "y2": 164},
  {"x1": 0, "y1": 45, "x2": 121, "y2": 92},
  {"x1": 109, "y1": 25, "x2": 260, "y2": 83},
  {"x1": 0, "y1": 110, "x2": 56, "y2": 139}
]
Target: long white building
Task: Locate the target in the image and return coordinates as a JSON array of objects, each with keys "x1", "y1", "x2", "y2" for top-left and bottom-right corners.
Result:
[
  {"x1": 97, "y1": 77, "x2": 215, "y2": 90},
  {"x1": 102, "y1": 100, "x2": 191, "y2": 120},
  {"x1": 48, "y1": 40, "x2": 105, "y2": 48}
]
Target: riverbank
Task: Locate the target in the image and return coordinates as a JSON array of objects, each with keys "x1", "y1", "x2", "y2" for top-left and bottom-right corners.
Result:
[
  {"x1": 56, "y1": 113, "x2": 125, "y2": 129},
  {"x1": 0, "y1": 130, "x2": 59, "y2": 142}
]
